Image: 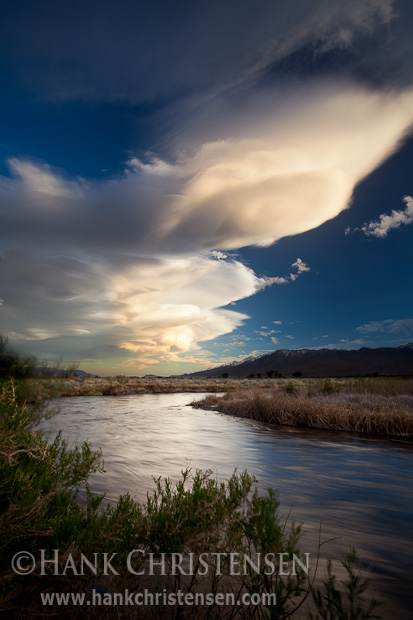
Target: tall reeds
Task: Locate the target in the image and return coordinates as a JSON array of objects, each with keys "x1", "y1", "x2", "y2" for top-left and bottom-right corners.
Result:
[{"x1": 192, "y1": 387, "x2": 413, "y2": 437}]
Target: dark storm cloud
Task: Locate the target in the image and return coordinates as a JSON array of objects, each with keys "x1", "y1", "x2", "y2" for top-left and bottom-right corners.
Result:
[{"x1": 0, "y1": 0, "x2": 406, "y2": 103}]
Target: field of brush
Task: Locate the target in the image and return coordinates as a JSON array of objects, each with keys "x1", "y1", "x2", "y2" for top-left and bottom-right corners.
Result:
[
  {"x1": 191, "y1": 377, "x2": 413, "y2": 438},
  {"x1": 13, "y1": 375, "x2": 276, "y2": 401},
  {"x1": 12, "y1": 375, "x2": 413, "y2": 437}
]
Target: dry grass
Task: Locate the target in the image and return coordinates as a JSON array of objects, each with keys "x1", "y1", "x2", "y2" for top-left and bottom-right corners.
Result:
[
  {"x1": 13, "y1": 376, "x2": 279, "y2": 401},
  {"x1": 12, "y1": 375, "x2": 413, "y2": 407},
  {"x1": 191, "y1": 385, "x2": 413, "y2": 438}
]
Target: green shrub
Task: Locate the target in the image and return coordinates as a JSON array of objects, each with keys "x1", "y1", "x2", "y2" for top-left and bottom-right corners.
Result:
[
  {"x1": 309, "y1": 548, "x2": 382, "y2": 620},
  {"x1": 322, "y1": 379, "x2": 340, "y2": 395},
  {"x1": 285, "y1": 381, "x2": 297, "y2": 395}
]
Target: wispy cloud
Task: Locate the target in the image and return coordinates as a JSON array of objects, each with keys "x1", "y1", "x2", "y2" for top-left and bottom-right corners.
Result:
[
  {"x1": 309, "y1": 338, "x2": 367, "y2": 350},
  {"x1": 260, "y1": 259, "x2": 310, "y2": 288},
  {"x1": 361, "y1": 196, "x2": 413, "y2": 238},
  {"x1": 346, "y1": 196, "x2": 413, "y2": 238},
  {"x1": 292, "y1": 258, "x2": 310, "y2": 273},
  {"x1": 255, "y1": 329, "x2": 281, "y2": 337},
  {"x1": 356, "y1": 318, "x2": 413, "y2": 335}
]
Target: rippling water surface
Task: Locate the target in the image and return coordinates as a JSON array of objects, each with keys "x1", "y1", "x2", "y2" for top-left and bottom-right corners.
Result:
[{"x1": 40, "y1": 392, "x2": 413, "y2": 619}]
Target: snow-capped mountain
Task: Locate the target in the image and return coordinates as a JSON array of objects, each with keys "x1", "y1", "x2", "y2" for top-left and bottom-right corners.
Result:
[{"x1": 183, "y1": 344, "x2": 413, "y2": 378}]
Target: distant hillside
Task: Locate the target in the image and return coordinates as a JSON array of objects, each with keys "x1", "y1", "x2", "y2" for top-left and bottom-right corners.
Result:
[
  {"x1": 35, "y1": 367, "x2": 99, "y2": 378},
  {"x1": 72, "y1": 369, "x2": 99, "y2": 378},
  {"x1": 185, "y1": 344, "x2": 413, "y2": 378}
]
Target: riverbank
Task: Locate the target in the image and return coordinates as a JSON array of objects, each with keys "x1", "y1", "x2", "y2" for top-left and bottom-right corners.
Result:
[
  {"x1": 191, "y1": 379, "x2": 413, "y2": 438},
  {"x1": 7, "y1": 375, "x2": 413, "y2": 437},
  {"x1": 9, "y1": 375, "x2": 277, "y2": 402},
  {"x1": 10, "y1": 374, "x2": 413, "y2": 403},
  {"x1": 1, "y1": 380, "x2": 384, "y2": 619}
]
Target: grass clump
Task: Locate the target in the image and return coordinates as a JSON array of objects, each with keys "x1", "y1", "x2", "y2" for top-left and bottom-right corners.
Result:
[
  {"x1": 285, "y1": 381, "x2": 297, "y2": 396},
  {"x1": 322, "y1": 379, "x2": 340, "y2": 395},
  {"x1": 192, "y1": 387, "x2": 413, "y2": 437}
]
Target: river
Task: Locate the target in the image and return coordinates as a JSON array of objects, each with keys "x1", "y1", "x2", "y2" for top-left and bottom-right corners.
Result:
[{"x1": 40, "y1": 392, "x2": 413, "y2": 619}]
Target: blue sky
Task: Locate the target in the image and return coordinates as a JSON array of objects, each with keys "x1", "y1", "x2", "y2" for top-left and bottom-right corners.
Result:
[{"x1": 0, "y1": 0, "x2": 412, "y2": 375}]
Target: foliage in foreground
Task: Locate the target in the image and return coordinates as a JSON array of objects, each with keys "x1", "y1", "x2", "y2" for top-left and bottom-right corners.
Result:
[
  {"x1": 0, "y1": 381, "x2": 381, "y2": 619},
  {"x1": 309, "y1": 549, "x2": 382, "y2": 620}
]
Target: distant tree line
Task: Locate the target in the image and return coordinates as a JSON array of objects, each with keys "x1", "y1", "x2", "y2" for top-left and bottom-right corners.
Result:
[
  {"x1": 245, "y1": 371, "x2": 303, "y2": 379},
  {"x1": 218, "y1": 370, "x2": 305, "y2": 379}
]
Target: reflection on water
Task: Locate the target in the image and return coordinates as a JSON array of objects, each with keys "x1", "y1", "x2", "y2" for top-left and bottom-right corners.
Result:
[{"x1": 40, "y1": 392, "x2": 413, "y2": 619}]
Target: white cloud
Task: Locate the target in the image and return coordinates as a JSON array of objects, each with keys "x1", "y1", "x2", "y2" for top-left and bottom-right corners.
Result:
[
  {"x1": 356, "y1": 318, "x2": 413, "y2": 335},
  {"x1": 361, "y1": 195, "x2": 413, "y2": 238},
  {"x1": 232, "y1": 341, "x2": 246, "y2": 346},
  {"x1": 255, "y1": 329, "x2": 281, "y2": 337},
  {"x1": 3, "y1": 88, "x2": 412, "y2": 261},
  {"x1": 260, "y1": 258, "x2": 311, "y2": 288},
  {"x1": 159, "y1": 86, "x2": 413, "y2": 252},
  {"x1": 271, "y1": 337, "x2": 281, "y2": 345},
  {"x1": 261, "y1": 276, "x2": 289, "y2": 286},
  {"x1": 8, "y1": 158, "x2": 85, "y2": 198},
  {"x1": 209, "y1": 250, "x2": 228, "y2": 260},
  {"x1": 273, "y1": 321, "x2": 283, "y2": 325},
  {"x1": 310, "y1": 339, "x2": 367, "y2": 350},
  {"x1": 292, "y1": 258, "x2": 310, "y2": 273},
  {"x1": 286, "y1": 335, "x2": 295, "y2": 339},
  {"x1": 0, "y1": 250, "x2": 260, "y2": 370}
]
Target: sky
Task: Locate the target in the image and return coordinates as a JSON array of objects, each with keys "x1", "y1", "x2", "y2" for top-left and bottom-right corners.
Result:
[{"x1": 0, "y1": 0, "x2": 412, "y2": 376}]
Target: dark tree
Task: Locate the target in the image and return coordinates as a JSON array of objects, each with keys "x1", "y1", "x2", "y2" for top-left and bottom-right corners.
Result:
[{"x1": 0, "y1": 335, "x2": 36, "y2": 379}]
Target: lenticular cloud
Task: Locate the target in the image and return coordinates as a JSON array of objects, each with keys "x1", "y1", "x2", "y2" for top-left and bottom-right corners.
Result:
[{"x1": 1, "y1": 83, "x2": 413, "y2": 371}]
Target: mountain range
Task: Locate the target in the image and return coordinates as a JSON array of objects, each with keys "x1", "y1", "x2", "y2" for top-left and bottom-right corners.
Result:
[{"x1": 185, "y1": 344, "x2": 413, "y2": 378}]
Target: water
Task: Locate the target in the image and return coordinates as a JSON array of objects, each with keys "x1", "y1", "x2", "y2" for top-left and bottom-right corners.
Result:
[{"x1": 40, "y1": 392, "x2": 413, "y2": 619}]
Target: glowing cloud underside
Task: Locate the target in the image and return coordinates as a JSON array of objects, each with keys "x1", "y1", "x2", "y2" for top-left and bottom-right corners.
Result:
[{"x1": 1, "y1": 84, "x2": 413, "y2": 371}]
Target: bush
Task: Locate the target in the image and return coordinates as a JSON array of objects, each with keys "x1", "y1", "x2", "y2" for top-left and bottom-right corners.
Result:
[
  {"x1": 323, "y1": 379, "x2": 340, "y2": 395},
  {"x1": 285, "y1": 381, "x2": 297, "y2": 395},
  {"x1": 309, "y1": 548, "x2": 382, "y2": 620}
]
